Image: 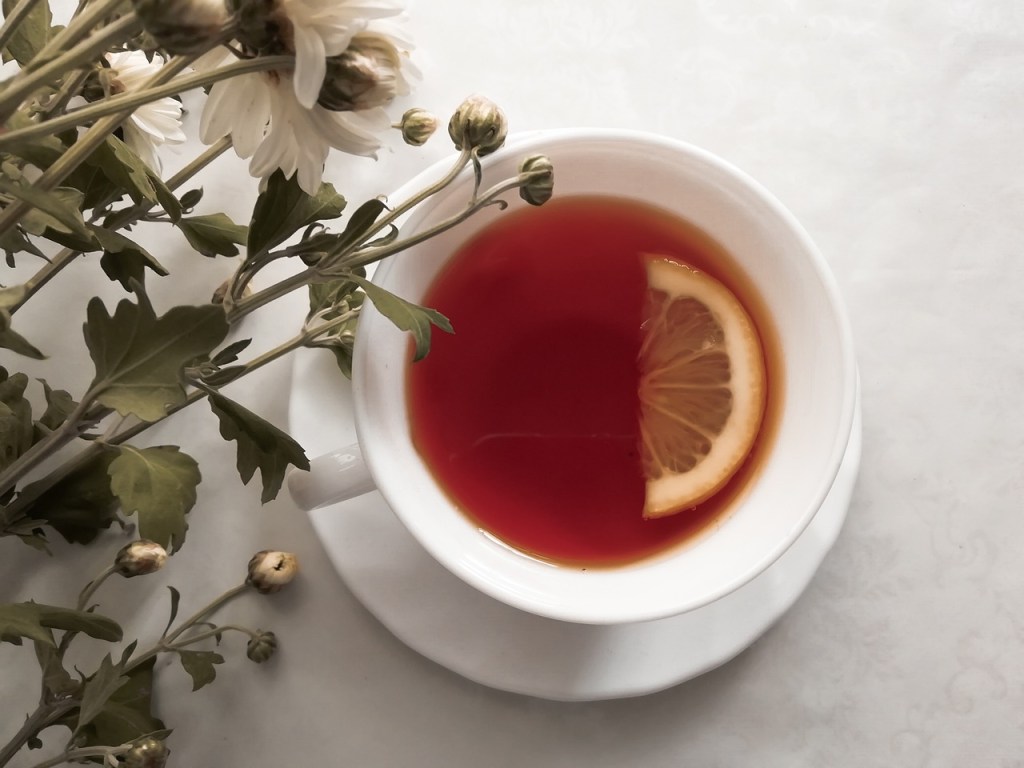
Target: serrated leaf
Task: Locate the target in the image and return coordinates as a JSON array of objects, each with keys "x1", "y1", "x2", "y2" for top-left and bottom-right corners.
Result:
[
  {"x1": 59, "y1": 657, "x2": 165, "y2": 748},
  {"x1": 0, "y1": 370, "x2": 33, "y2": 472},
  {"x1": 108, "y1": 446, "x2": 199, "y2": 552},
  {"x1": 22, "y1": 447, "x2": 119, "y2": 545},
  {"x1": 347, "y1": 274, "x2": 453, "y2": 361},
  {"x1": 93, "y1": 226, "x2": 168, "y2": 290},
  {"x1": 207, "y1": 391, "x2": 309, "y2": 503},
  {"x1": 37, "y1": 379, "x2": 77, "y2": 431},
  {"x1": 177, "y1": 649, "x2": 224, "y2": 691},
  {"x1": 77, "y1": 654, "x2": 130, "y2": 733},
  {"x1": 83, "y1": 292, "x2": 229, "y2": 421},
  {"x1": 0, "y1": 180, "x2": 90, "y2": 238},
  {"x1": 1, "y1": 0, "x2": 53, "y2": 66},
  {"x1": 178, "y1": 213, "x2": 247, "y2": 257},
  {"x1": 248, "y1": 171, "x2": 346, "y2": 254},
  {"x1": 96, "y1": 135, "x2": 157, "y2": 205},
  {"x1": 0, "y1": 603, "x2": 122, "y2": 646}
]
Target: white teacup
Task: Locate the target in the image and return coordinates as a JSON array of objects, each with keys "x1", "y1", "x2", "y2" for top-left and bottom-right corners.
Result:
[{"x1": 287, "y1": 129, "x2": 857, "y2": 625}]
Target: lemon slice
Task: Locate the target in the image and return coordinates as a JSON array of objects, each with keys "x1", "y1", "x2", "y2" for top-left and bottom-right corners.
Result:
[{"x1": 639, "y1": 256, "x2": 767, "y2": 518}]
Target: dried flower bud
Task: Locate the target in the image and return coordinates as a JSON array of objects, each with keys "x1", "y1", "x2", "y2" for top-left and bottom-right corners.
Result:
[
  {"x1": 317, "y1": 33, "x2": 401, "y2": 112},
  {"x1": 447, "y1": 95, "x2": 508, "y2": 157},
  {"x1": 246, "y1": 550, "x2": 298, "y2": 593},
  {"x1": 518, "y1": 154, "x2": 554, "y2": 207},
  {"x1": 131, "y1": 0, "x2": 229, "y2": 55},
  {"x1": 397, "y1": 108, "x2": 438, "y2": 146},
  {"x1": 114, "y1": 540, "x2": 168, "y2": 578},
  {"x1": 246, "y1": 630, "x2": 278, "y2": 662},
  {"x1": 123, "y1": 737, "x2": 169, "y2": 768}
]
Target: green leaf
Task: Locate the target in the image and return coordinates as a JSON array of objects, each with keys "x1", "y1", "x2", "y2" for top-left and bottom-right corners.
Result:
[
  {"x1": 177, "y1": 649, "x2": 224, "y2": 691},
  {"x1": 147, "y1": 166, "x2": 182, "y2": 222},
  {"x1": 0, "y1": 225, "x2": 46, "y2": 266},
  {"x1": 0, "y1": 370, "x2": 33, "y2": 473},
  {"x1": 210, "y1": 338, "x2": 252, "y2": 366},
  {"x1": 347, "y1": 274, "x2": 453, "y2": 361},
  {"x1": 37, "y1": 379, "x2": 77, "y2": 431},
  {"x1": 207, "y1": 391, "x2": 309, "y2": 503},
  {"x1": 162, "y1": 586, "x2": 180, "y2": 637},
  {"x1": 93, "y1": 226, "x2": 169, "y2": 290},
  {"x1": 95, "y1": 135, "x2": 157, "y2": 205},
  {"x1": 0, "y1": 180, "x2": 90, "y2": 238},
  {"x1": 76, "y1": 654, "x2": 130, "y2": 733},
  {"x1": 1, "y1": 0, "x2": 53, "y2": 66},
  {"x1": 83, "y1": 292, "x2": 229, "y2": 421},
  {"x1": 108, "y1": 446, "x2": 199, "y2": 552},
  {"x1": 0, "y1": 603, "x2": 122, "y2": 646},
  {"x1": 0, "y1": 325, "x2": 45, "y2": 359},
  {"x1": 334, "y1": 198, "x2": 388, "y2": 253},
  {"x1": 60, "y1": 656, "x2": 166, "y2": 748},
  {"x1": 248, "y1": 171, "x2": 346, "y2": 254},
  {"x1": 34, "y1": 634, "x2": 76, "y2": 697},
  {"x1": 178, "y1": 213, "x2": 248, "y2": 257},
  {"x1": 23, "y1": 447, "x2": 119, "y2": 545}
]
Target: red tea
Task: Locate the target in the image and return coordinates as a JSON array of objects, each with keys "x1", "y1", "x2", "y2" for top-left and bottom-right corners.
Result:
[{"x1": 406, "y1": 195, "x2": 780, "y2": 567}]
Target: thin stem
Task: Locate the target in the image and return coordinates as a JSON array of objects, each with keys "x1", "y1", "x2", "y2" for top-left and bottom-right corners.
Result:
[
  {"x1": 0, "y1": 55, "x2": 293, "y2": 148},
  {"x1": 0, "y1": 12, "x2": 141, "y2": 121},
  {"x1": 164, "y1": 623, "x2": 258, "y2": 650},
  {"x1": 0, "y1": 393, "x2": 95, "y2": 500},
  {"x1": 28, "y1": 744, "x2": 129, "y2": 768},
  {"x1": 76, "y1": 564, "x2": 118, "y2": 611},
  {"x1": 0, "y1": 700, "x2": 76, "y2": 768},
  {"x1": 130, "y1": 583, "x2": 248, "y2": 662},
  {"x1": 0, "y1": 53, "x2": 196, "y2": 240},
  {"x1": 33, "y1": 0, "x2": 126, "y2": 63},
  {"x1": 0, "y1": 0, "x2": 47, "y2": 53}
]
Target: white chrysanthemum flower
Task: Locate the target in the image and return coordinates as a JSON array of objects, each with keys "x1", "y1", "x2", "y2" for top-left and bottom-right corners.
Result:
[
  {"x1": 106, "y1": 50, "x2": 187, "y2": 170},
  {"x1": 199, "y1": 8, "x2": 415, "y2": 194},
  {"x1": 276, "y1": 0, "x2": 402, "y2": 108}
]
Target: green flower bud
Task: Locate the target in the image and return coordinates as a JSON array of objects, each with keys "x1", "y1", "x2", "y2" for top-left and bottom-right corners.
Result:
[
  {"x1": 246, "y1": 550, "x2": 298, "y2": 594},
  {"x1": 114, "y1": 540, "x2": 168, "y2": 578},
  {"x1": 131, "y1": 0, "x2": 229, "y2": 55},
  {"x1": 447, "y1": 95, "x2": 508, "y2": 157},
  {"x1": 397, "y1": 108, "x2": 438, "y2": 147},
  {"x1": 518, "y1": 154, "x2": 554, "y2": 206},
  {"x1": 123, "y1": 737, "x2": 169, "y2": 768},
  {"x1": 246, "y1": 630, "x2": 278, "y2": 663},
  {"x1": 317, "y1": 33, "x2": 401, "y2": 112}
]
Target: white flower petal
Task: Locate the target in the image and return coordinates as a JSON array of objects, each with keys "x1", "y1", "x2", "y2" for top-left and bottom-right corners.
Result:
[{"x1": 291, "y1": 22, "x2": 328, "y2": 109}]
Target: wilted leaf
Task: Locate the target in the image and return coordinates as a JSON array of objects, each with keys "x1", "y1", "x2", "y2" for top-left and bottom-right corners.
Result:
[
  {"x1": 0, "y1": 603, "x2": 122, "y2": 646},
  {"x1": 108, "y1": 446, "x2": 199, "y2": 552},
  {"x1": 76, "y1": 655, "x2": 130, "y2": 733},
  {"x1": 34, "y1": 634, "x2": 75, "y2": 696},
  {"x1": 177, "y1": 649, "x2": 224, "y2": 691},
  {"x1": 0, "y1": 225, "x2": 46, "y2": 266},
  {"x1": 1, "y1": 0, "x2": 53, "y2": 66},
  {"x1": 23, "y1": 447, "x2": 120, "y2": 545},
  {"x1": 178, "y1": 213, "x2": 247, "y2": 257},
  {"x1": 347, "y1": 274, "x2": 453, "y2": 361},
  {"x1": 210, "y1": 338, "x2": 252, "y2": 366},
  {"x1": 207, "y1": 392, "x2": 309, "y2": 503},
  {"x1": 0, "y1": 370, "x2": 33, "y2": 472},
  {"x1": 248, "y1": 171, "x2": 346, "y2": 254},
  {"x1": 83, "y1": 291, "x2": 229, "y2": 421},
  {"x1": 37, "y1": 380, "x2": 78, "y2": 432}
]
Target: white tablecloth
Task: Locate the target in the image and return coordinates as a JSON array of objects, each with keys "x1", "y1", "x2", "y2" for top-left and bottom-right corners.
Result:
[{"x1": 2, "y1": 1, "x2": 1022, "y2": 765}]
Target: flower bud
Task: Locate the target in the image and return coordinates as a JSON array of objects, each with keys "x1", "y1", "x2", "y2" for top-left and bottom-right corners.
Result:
[
  {"x1": 447, "y1": 95, "x2": 508, "y2": 157},
  {"x1": 123, "y1": 737, "x2": 169, "y2": 768},
  {"x1": 114, "y1": 540, "x2": 168, "y2": 578},
  {"x1": 131, "y1": 0, "x2": 229, "y2": 55},
  {"x1": 246, "y1": 630, "x2": 278, "y2": 663},
  {"x1": 317, "y1": 33, "x2": 401, "y2": 112},
  {"x1": 246, "y1": 550, "x2": 298, "y2": 594},
  {"x1": 397, "y1": 108, "x2": 438, "y2": 147},
  {"x1": 518, "y1": 154, "x2": 554, "y2": 206}
]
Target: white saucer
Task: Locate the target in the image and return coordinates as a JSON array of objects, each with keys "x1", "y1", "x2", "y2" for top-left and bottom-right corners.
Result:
[{"x1": 289, "y1": 349, "x2": 862, "y2": 701}]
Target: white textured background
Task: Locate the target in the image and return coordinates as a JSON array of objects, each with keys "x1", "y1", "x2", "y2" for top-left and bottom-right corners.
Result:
[{"x1": 2, "y1": 1, "x2": 1023, "y2": 766}]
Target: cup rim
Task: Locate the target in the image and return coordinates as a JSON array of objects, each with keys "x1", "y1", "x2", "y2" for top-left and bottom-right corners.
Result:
[{"x1": 353, "y1": 128, "x2": 858, "y2": 624}]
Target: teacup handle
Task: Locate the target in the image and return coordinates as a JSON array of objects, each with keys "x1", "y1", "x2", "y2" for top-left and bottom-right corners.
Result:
[{"x1": 287, "y1": 443, "x2": 376, "y2": 511}]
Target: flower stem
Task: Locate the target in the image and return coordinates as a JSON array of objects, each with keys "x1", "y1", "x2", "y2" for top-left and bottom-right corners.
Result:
[
  {"x1": 28, "y1": 744, "x2": 129, "y2": 768},
  {"x1": 0, "y1": 700, "x2": 76, "y2": 768},
  {"x1": 7, "y1": 136, "x2": 233, "y2": 315},
  {"x1": 0, "y1": 55, "x2": 293, "y2": 149},
  {"x1": 0, "y1": 12, "x2": 141, "y2": 123}
]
